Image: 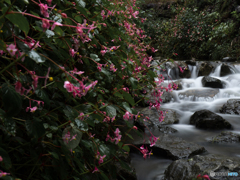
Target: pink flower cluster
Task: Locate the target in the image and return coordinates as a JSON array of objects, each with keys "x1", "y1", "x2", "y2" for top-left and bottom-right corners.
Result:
[
  {"x1": 105, "y1": 128, "x2": 122, "y2": 144},
  {"x1": 96, "y1": 151, "x2": 106, "y2": 165},
  {"x1": 63, "y1": 80, "x2": 98, "y2": 98},
  {"x1": 62, "y1": 131, "x2": 77, "y2": 144},
  {"x1": 140, "y1": 145, "x2": 152, "y2": 159}
]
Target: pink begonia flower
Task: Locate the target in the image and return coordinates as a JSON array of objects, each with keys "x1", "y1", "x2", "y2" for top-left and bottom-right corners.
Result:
[
  {"x1": 149, "y1": 135, "x2": 159, "y2": 147},
  {"x1": 140, "y1": 145, "x2": 152, "y2": 160},
  {"x1": 70, "y1": 68, "x2": 84, "y2": 75},
  {"x1": 100, "y1": 50, "x2": 107, "y2": 56},
  {"x1": 63, "y1": 131, "x2": 71, "y2": 144},
  {"x1": 123, "y1": 111, "x2": 130, "y2": 120},
  {"x1": 46, "y1": 0, "x2": 52, "y2": 6},
  {"x1": 92, "y1": 166, "x2": 99, "y2": 173},
  {"x1": 64, "y1": 81, "x2": 74, "y2": 92},
  {"x1": 69, "y1": 48, "x2": 75, "y2": 57},
  {"x1": 0, "y1": 156, "x2": 3, "y2": 162},
  {"x1": 39, "y1": 3, "x2": 49, "y2": 18},
  {"x1": 202, "y1": 175, "x2": 210, "y2": 180},
  {"x1": 109, "y1": 64, "x2": 117, "y2": 72},
  {"x1": 6, "y1": 44, "x2": 17, "y2": 56},
  {"x1": 133, "y1": 126, "x2": 138, "y2": 130},
  {"x1": 30, "y1": 106, "x2": 37, "y2": 113},
  {"x1": 0, "y1": 170, "x2": 10, "y2": 177},
  {"x1": 70, "y1": 134, "x2": 77, "y2": 141},
  {"x1": 15, "y1": 81, "x2": 22, "y2": 94},
  {"x1": 61, "y1": 13, "x2": 67, "y2": 18},
  {"x1": 42, "y1": 19, "x2": 50, "y2": 31},
  {"x1": 51, "y1": 22, "x2": 62, "y2": 30},
  {"x1": 98, "y1": 154, "x2": 106, "y2": 164},
  {"x1": 32, "y1": 76, "x2": 39, "y2": 89},
  {"x1": 132, "y1": 11, "x2": 139, "y2": 18}
]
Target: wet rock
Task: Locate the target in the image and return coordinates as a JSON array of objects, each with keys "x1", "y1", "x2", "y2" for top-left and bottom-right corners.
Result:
[
  {"x1": 198, "y1": 62, "x2": 214, "y2": 76},
  {"x1": 158, "y1": 125, "x2": 178, "y2": 134},
  {"x1": 219, "y1": 99, "x2": 240, "y2": 115},
  {"x1": 174, "y1": 80, "x2": 183, "y2": 90},
  {"x1": 185, "y1": 60, "x2": 196, "y2": 66},
  {"x1": 163, "y1": 154, "x2": 240, "y2": 180},
  {"x1": 115, "y1": 153, "x2": 137, "y2": 180},
  {"x1": 179, "y1": 68, "x2": 191, "y2": 79},
  {"x1": 190, "y1": 109, "x2": 232, "y2": 130},
  {"x1": 202, "y1": 76, "x2": 226, "y2": 88},
  {"x1": 208, "y1": 131, "x2": 240, "y2": 143},
  {"x1": 222, "y1": 57, "x2": 236, "y2": 62},
  {"x1": 135, "y1": 107, "x2": 179, "y2": 128},
  {"x1": 178, "y1": 89, "x2": 219, "y2": 101},
  {"x1": 221, "y1": 64, "x2": 234, "y2": 76},
  {"x1": 133, "y1": 134, "x2": 206, "y2": 160}
]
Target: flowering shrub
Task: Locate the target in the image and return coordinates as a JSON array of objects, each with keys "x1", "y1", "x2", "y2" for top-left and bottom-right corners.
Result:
[{"x1": 0, "y1": 0, "x2": 174, "y2": 179}]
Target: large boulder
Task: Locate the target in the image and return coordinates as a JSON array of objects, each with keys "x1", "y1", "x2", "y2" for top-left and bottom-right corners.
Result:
[
  {"x1": 132, "y1": 134, "x2": 206, "y2": 160},
  {"x1": 178, "y1": 89, "x2": 219, "y2": 101},
  {"x1": 221, "y1": 64, "x2": 234, "y2": 76},
  {"x1": 163, "y1": 154, "x2": 240, "y2": 180},
  {"x1": 222, "y1": 57, "x2": 236, "y2": 62},
  {"x1": 201, "y1": 76, "x2": 225, "y2": 88},
  {"x1": 219, "y1": 99, "x2": 240, "y2": 115},
  {"x1": 190, "y1": 109, "x2": 232, "y2": 130},
  {"x1": 198, "y1": 62, "x2": 214, "y2": 76},
  {"x1": 208, "y1": 131, "x2": 240, "y2": 143}
]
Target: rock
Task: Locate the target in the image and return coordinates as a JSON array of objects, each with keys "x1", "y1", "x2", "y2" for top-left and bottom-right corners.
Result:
[
  {"x1": 219, "y1": 99, "x2": 240, "y2": 115},
  {"x1": 163, "y1": 154, "x2": 240, "y2": 180},
  {"x1": 185, "y1": 60, "x2": 196, "y2": 66},
  {"x1": 174, "y1": 80, "x2": 183, "y2": 90},
  {"x1": 179, "y1": 68, "x2": 191, "y2": 79},
  {"x1": 221, "y1": 64, "x2": 234, "y2": 76},
  {"x1": 115, "y1": 153, "x2": 137, "y2": 180},
  {"x1": 132, "y1": 134, "x2": 206, "y2": 160},
  {"x1": 190, "y1": 109, "x2": 232, "y2": 130},
  {"x1": 178, "y1": 89, "x2": 219, "y2": 101},
  {"x1": 198, "y1": 62, "x2": 214, "y2": 76},
  {"x1": 158, "y1": 125, "x2": 178, "y2": 134},
  {"x1": 208, "y1": 131, "x2": 240, "y2": 143},
  {"x1": 201, "y1": 76, "x2": 226, "y2": 88},
  {"x1": 135, "y1": 107, "x2": 179, "y2": 128},
  {"x1": 222, "y1": 57, "x2": 236, "y2": 62}
]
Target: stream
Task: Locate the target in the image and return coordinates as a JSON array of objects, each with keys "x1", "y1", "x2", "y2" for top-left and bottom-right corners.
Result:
[{"x1": 131, "y1": 61, "x2": 240, "y2": 180}]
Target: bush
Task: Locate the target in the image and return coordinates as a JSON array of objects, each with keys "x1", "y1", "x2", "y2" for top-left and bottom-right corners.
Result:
[{"x1": 0, "y1": 0, "x2": 173, "y2": 179}]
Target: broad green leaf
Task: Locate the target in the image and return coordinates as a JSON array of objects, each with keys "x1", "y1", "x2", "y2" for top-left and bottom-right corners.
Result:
[
  {"x1": 147, "y1": 70, "x2": 156, "y2": 78},
  {"x1": 2, "y1": 83, "x2": 22, "y2": 116},
  {"x1": 50, "y1": 152, "x2": 59, "y2": 159},
  {"x1": 129, "y1": 77, "x2": 138, "y2": 89},
  {"x1": 90, "y1": 53, "x2": 100, "y2": 61},
  {"x1": 101, "y1": 68, "x2": 112, "y2": 82},
  {"x1": 122, "y1": 145, "x2": 130, "y2": 152},
  {"x1": 28, "y1": 50, "x2": 46, "y2": 63},
  {"x1": 63, "y1": 106, "x2": 78, "y2": 121},
  {"x1": 6, "y1": 13, "x2": 29, "y2": 34},
  {"x1": 106, "y1": 105, "x2": 116, "y2": 118},
  {"x1": 4, "y1": 0, "x2": 11, "y2": 5},
  {"x1": 113, "y1": 92, "x2": 123, "y2": 98},
  {"x1": 75, "y1": 119, "x2": 88, "y2": 131},
  {"x1": 0, "y1": 39, "x2": 6, "y2": 50},
  {"x1": 0, "y1": 147, "x2": 12, "y2": 169},
  {"x1": 122, "y1": 102, "x2": 132, "y2": 113},
  {"x1": 25, "y1": 117, "x2": 45, "y2": 138},
  {"x1": 122, "y1": 91, "x2": 135, "y2": 106},
  {"x1": 35, "y1": 89, "x2": 50, "y2": 108},
  {"x1": 62, "y1": 126, "x2": 82, "y2": 149}
]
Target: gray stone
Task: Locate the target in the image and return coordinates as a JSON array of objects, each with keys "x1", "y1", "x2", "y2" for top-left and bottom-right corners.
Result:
[
  {"x1": 209, "y1": 131, "x2": 240, "y2": 143},
  {"x1": 219, "y1": 99, "x2": 240, "y2": 115},
  {"x1": 198, "y1": 62, "x2": 214, "y2": 76},
  {"x1": 163, "y1": 154, "x2": 240, "y2": 180},
  {"x1": 202, "y1": 76, "x2": 226, "y2": 88},
  {"x1": 190, "y1": 109, "x2": 232, "y2": 130}
]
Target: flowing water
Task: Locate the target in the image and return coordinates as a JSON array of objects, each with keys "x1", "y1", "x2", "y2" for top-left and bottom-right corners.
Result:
[{"x1": 131, "y1": 61, "x2": 240, "y2": 180}]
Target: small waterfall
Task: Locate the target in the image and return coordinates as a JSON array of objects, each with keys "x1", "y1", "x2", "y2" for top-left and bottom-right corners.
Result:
[{"x1": 210, "y1": 64, "x2": 222, "y2": 77}]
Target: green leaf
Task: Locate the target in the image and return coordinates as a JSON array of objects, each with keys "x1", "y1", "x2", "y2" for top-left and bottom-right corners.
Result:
[
  {"x1": 114, "y1": 92, "x2": 123, "y2": 98},
  {"x1": 147, "y1": 70, "x2": 156, "y2": 78},
  {"x1": 6, "y1": 13, "x2": 29, "y2": 34},
  {"x1": 75, "y1": 119, "x2": 88, "y2": 131},
  {"x1": 25, "y1": 117, "x2": 45, "y2": 138},
  {"x1": 0, "y1": 147, "x2": 12, "y2": 169},
  {"x1": 125, "y1": 133, "x2": 133, "y2": 140},
  {"x1": 63, "y1": 106, "x2": 79, "y2": 121},
  {"x1": 90, "y1": 53, "x2": 100, "y2": 61},
  {"x1": 0, "y1": 39, "x2": 6, "y2": 50},
  {"x1": 122, "y1": 102, "x2": 132, "y2": 113},
  {"x1": 122, "y1": 92, "x2": 135, "y2": 106},
  {"x1": 122, "y1": 145, "x2": 130, "y2": 152},
  {"x1": 106, "y1": 105, "x2": 116, "y2": 118},
  {"x1": 54, "y1": 26, "x2": 64, "y2": 36},
  {"x1": 2, "y1": 83, "x2": 22, "y2": 116},
  {"x1": 62, "y1": 126, "x2": 82, "y2": 149},
  {"x1": 50, "y1": 152, "x2": 59, "y2": 159},
  {"x1": 101, "y1": 68, "x2": 112, "y2": 82},
  {"x1": 35, "y1": 89, "x2": 50, "y2": 108},
  {"x1": 28, "y1": 50, "x2": 46, "y2": 63},
  {"x1": 129, "y1": 77, "x2": 138, "y2": 89}
]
